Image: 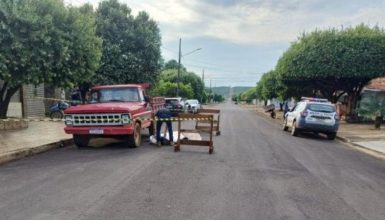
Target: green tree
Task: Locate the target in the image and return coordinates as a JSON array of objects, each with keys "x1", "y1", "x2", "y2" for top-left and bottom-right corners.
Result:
[
  {"x1": 163, "y1": 59, "x2": 186, "y2": 71},
  {"x1": 152, "y1": 80, "x2": 193, "y2": 98},
  {"x1": 0, "y1": 0, "x2": 102, "y2": 118},
  {"x1": 276, "y1": 24, "x2": 385, "y2": 113},
  {"x1": 213, "y1": 93, "x2": 225, "y2": 103},
  {"x1": 255, "y1": 71, "x2": 281, "y2": 104},
  {"x1": 241, "y1": 87, "x2": 257, "y2": 103},
  {"x1": 159, "y1": 67, "x2": 204, "y2": 100},
  {"x1": 95, "y1": 0, "x2": 162, "y2": 85}
]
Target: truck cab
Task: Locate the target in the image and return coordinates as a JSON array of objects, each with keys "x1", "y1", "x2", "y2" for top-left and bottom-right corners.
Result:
[{"x1": 64, "y1": 84, "x2": 164, "y2": 148}]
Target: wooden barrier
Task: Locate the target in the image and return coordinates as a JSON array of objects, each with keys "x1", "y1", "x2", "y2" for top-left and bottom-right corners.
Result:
[
  {"x1": 195, "y1": 108, "x2": 221, "y2": 136},
  {"x1": 175, "y1": 113, "x2": 214, "y2": 154}
]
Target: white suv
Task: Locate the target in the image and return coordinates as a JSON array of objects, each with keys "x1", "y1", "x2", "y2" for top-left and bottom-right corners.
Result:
[
  {"x1": 184, "y1": 99, "x2": 201, "y2": 113},
  {"x1": 282, "y1": 97, "x2": 339, "y2": 140}
]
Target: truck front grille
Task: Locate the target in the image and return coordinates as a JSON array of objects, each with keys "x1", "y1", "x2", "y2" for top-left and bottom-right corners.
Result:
[{"x1": 72, "y1": 114, "x2": 122, "y2": 126}]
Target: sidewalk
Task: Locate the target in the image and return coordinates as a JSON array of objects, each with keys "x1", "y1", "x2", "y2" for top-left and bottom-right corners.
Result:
[
  {"x1": 250, "y1": 105, "x2": 385, "y2": 156},
  {"x1": 0, "y1": 121, "x2": 72, "y2": 165}
]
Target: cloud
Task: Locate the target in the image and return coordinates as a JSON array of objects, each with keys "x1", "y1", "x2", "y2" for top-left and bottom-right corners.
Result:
[
  {"x1": 65, "y1": 0, "x2": 385, "y2": 45},
  {"x1": 125, "y1": 0, "x2": 385, "y2": 44}
]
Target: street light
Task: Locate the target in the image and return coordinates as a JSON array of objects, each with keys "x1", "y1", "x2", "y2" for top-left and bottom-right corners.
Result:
[{"x1": 176, "y1": 38, "x2": 202, "y2": 97}]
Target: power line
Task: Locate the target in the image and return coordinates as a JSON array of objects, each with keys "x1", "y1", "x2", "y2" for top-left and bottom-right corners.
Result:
[
  {"x1": 161, "y1": 46, "x2": 178, "y2": 54},
  {"x1": 184, "y1": 63, "x2": 264, "y2": 75},
  {"x1": 161, "y1": 46, "x2": 263, "y2": 75}
]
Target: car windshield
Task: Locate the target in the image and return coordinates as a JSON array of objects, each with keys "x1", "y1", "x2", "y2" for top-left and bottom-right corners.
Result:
[
  {"x1": 90, "y1": 88, "x2": 140, "y2": 103},
  {"x1": 307, "y1": 104, "x2": 335, "y2": 113},
  {"x1": 186, "y1": 100, "x2": 198, "y2": 104}
]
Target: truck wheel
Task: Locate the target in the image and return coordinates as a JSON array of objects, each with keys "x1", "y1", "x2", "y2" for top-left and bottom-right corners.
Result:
[
  {"x1": 128, "y1": 123, "x2": 141, "y2": 148},
  {"x1": 291, "y1": 121, "x2": 299, "y2": 136},
  {"x1": 327, "y1": 132, "x2": 336, "y2": 140},
  {"x1": 282, "y1": 118, "x2": 288, "y2": 131},
  {"x1": 73, "y1": 135, "x2": 90, "y2": 148}
]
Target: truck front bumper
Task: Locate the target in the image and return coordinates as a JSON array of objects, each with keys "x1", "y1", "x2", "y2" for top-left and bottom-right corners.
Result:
[{"x1": 64, "y1": 125, "x2": 134, "y2": 135}]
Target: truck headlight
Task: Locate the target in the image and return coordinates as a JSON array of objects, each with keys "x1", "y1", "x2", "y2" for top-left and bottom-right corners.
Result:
[
  {"x1": 64, "y1": 115, "x2": 73, "y2": 125},
  {"x1": 121, "y1": 114, "x2": 130, "y2": 124}
]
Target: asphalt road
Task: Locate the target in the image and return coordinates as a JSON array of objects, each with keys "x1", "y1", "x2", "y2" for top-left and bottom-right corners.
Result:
[{"x1": 1, "y1": 102, "x2": 385, "y2": 220}]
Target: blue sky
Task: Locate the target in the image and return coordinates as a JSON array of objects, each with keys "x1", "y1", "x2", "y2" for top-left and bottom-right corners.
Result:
[{"x1": 66, "y1": 0, "x2": 385, "y2": 86}]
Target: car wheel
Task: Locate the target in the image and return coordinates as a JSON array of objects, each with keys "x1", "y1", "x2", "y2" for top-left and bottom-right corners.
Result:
[
  {"x1": 291, "y1": 121, "x2": 299, "y2": 136},
  {"x1": 327, "y1": 132, "x2": 336, "y2": 140},
  {"x1": 128, "y1": 123, "x2": 141, "y2": 148},
  {"x1": 50, "y1": 111, "x2": 63, "y2": 119},
  {"x1": 73, "y1": 135, "x2": 90, "y2": 148},
  {"x1": 282, "y1": 118, "x2": 288, "y2": 131}
]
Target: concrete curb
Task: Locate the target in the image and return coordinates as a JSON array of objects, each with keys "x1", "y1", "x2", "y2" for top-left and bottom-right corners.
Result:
[
  {"x1": 0, "y1": 139, "x2": 73, "y2": 166},
  {"x1": 335, "y1": 135, "x2": 351, "y2": 143}
]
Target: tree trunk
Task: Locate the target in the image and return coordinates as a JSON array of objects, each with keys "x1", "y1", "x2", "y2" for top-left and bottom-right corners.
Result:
[
  {"x1": 374, "y1": 116, "x2": 382, "y2": 129},
  {"x1": 346, "y1": 85, "x2": 364, "y2": 120},
  {"x1": 0, "y1": 84, "x2": 21, "y2": 119}
]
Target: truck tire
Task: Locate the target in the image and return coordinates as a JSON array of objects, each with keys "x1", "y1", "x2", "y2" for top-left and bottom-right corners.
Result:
[
  {"x1": 73, "y1": 135, "x2": 90, "y2": 148},
  {"x1": 291, "y1": 121, "x2": 299, "y2": 136},
  {"x1": 128, "y1": 123, "x2": 141, "y2": 148}
]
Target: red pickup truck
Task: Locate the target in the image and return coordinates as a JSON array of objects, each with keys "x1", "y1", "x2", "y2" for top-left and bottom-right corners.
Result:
[{"x1": 63, "y1": 84, "x2": 164, "y2": 148}]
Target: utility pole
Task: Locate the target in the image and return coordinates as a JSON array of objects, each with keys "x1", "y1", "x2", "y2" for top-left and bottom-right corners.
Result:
[
  {"x1": 202, "y1": 69, "x2": 205, "y2": 84},
  {"x1": 201, "y1": 69, "x2": 204, "y2": 103},
  {"x1": 209, "y1": 79, "x2": 212, "y2": 103},
  {"x1": 176, "y1": 38, "x2": 181, "y2": 97},
  {"x1": 209, "y1": 79, "x2": 212, "y2": 93}
]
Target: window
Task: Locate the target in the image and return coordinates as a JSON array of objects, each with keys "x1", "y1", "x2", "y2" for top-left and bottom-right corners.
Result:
[
  {"x1": 90, "y1": 88, "x2": 140, "y2": 103},
  {"x1": 307, "y1": 104, "x2": 335, "y2": 113}
]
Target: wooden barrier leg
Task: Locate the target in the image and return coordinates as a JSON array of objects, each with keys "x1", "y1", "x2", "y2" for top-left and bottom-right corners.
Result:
[
  {"x1": 209, "y1": 117, "x2": 214, "y2": 154},
  {"x1": 175, "y1": 118, "x2": 181, "y2": 152},
  {"x1": 216, "y1": 114, "x2": 221, "y2": 136}
]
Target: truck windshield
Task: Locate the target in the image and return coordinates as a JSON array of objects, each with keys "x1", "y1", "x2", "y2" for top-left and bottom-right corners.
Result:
[{"x1": 90, "y1": 88, "x2": 140, "y2": 103}]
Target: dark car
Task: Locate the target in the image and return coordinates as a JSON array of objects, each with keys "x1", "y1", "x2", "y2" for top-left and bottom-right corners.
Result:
[{"x1": 165, "y1": 98, "x2": 184, "y2": 116}]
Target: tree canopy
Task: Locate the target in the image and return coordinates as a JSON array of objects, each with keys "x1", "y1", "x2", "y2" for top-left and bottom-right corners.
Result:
[
  {"x1": 154, "y1": 66, "x2": 204, "y2": 100},
  {"x1": 276, "y1": 24, "x2": 385, "y2": 108},
  {"x1": 0, "y1": 0, "x2": 102, "y2": 118},
  {"x1": 94, "y1": 0, "x2": 162, "y2": 85}
]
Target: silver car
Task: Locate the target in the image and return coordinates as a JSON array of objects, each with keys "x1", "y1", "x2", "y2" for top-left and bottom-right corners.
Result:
[
  {"x1": 184, "y1": 99, "x2": 201, "y2": 113},
  {"x1": 282, "y1": 98, "x2": 339, "y2": 140}
]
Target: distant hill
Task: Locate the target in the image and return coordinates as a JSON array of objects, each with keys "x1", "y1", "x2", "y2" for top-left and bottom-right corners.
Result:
[{"x1": 210, "y1": 86, "x2": 253, "y2": 98}]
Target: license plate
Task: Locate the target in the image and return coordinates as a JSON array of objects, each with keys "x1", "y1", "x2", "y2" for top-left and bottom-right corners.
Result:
[{"x1": 89, "y1": 128, "x2": 104, "y2": 134}]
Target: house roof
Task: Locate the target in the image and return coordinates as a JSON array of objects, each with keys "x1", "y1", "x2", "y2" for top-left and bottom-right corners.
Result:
[{"x1": 365, "y1": 77, "x2": 385, "y2": 91}]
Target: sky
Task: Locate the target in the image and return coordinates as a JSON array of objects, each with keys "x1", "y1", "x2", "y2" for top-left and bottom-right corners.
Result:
[{"x1": 65, "y1": 0, "x2": 385, "y2": 87}]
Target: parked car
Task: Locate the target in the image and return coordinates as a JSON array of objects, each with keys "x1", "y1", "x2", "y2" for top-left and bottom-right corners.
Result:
[
  {"x1": 49, "y1": 101, "x2": 70, "y2": 119},
  {"x1": 282, "y1": 97, "x2": 339, "y2": 140},
  {"x1": 184, "y1": 99, "x2": 201, "y2": 113},
  {"x1": 164, "y1": 97, "x2": 185, "y2": 116}
]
